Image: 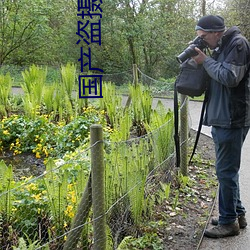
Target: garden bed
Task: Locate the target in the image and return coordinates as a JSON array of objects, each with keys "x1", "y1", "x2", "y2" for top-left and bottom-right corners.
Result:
[{"x1": 0, "y1": 130, "x2": 217, "y2": 250}]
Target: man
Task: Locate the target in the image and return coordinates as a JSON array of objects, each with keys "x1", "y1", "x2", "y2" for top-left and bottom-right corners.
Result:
[{"x1": 192, "y1": 15, "x2": 250, "y2": 238}]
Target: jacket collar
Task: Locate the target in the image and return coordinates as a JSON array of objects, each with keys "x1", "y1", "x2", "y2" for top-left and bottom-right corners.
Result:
[
  {"x1": 221, "y1": 26, "x2": 241, "y2": 46},
  {"x1": 212, "y1": 26, "x2": 241, "y2": 58}
]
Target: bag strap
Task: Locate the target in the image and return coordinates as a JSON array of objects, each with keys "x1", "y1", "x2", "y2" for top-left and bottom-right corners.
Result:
[
  {"x1": 188, "y1": 91, "x2": 208, "y2": 164},
  {"x1": 174, "y1": 80, "x2": 180, "y2": 168},
  {"x1": 174, "y1": 80, "x2": 208, "y2": 168}
]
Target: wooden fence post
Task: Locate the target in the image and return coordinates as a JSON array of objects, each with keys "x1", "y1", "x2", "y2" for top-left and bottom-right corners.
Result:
[
  {"x1": 63, "y1": 175, "x2": 92, "y2": 250},
  {"x1": 133, "y1": 64, "x2": 138, "y2": 86},
  {"x1": 91, "y1": 124, "x2": 106, "y2": 250},
  {"x1": 125, "y1": 64, "x2": 138, "y2": 109}
]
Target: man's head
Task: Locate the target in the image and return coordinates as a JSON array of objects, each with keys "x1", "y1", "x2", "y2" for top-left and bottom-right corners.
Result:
[{"x1": 195, "y1": 15, "x2": 225, "y2": 49}]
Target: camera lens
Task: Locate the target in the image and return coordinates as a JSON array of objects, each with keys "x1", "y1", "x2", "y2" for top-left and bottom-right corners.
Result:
[{"x1": 176, "y1": 44, "x2": 198, "y2": 63}]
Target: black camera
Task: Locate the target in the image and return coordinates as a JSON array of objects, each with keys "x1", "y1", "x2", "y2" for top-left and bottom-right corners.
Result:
[{"x1": 176, "y1": 36, "x2": 208, "y2": 63}]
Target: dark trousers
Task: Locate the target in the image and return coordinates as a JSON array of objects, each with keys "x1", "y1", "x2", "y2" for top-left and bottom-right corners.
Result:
[{"x1": 211, "y1": 126, "x2": 249, "y2": 225}]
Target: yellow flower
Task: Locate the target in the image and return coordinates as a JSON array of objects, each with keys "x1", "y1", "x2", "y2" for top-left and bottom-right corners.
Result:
[
  {"x1": 65, "y1": 205, "x2": 74, "y2": 218},
  {"x1": 42, "y1": 147, "x2": 49, "y2": 157},
  {"x1": 36, "y1": 152, "x2": 41, "y2": 158},
  {"x1": 14, "y1": 149, "x2": 22, "y2": 155},
  {"x1": 26, "y1": 183, "x2": 37, "y2": 191},
  {"x1": 32, "y1": 193, "x2": 42, "y2": 201},
  {"x1": 71, "y1": 195, "x2": 76, "y2": 204},
  {"x1": 12, "y1": 207, "x2": 17, "y2": 212},
  {"x1": 3, "y1": 130, "x2": 9, "y2": 135}
]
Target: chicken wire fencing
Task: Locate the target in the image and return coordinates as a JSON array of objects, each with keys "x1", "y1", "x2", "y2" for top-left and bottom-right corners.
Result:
[
  {"x1": 0, "y1": 113, "x2": 190, "y2": 249},
  {"x1": 102, "y1": 65, "x2": 175, "y2": 97},
  {"x1": 0, "y1": 65, "x2": 191, "y2": 249}
]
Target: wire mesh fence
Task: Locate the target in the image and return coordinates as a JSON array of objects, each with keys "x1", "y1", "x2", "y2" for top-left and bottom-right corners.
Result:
[
  {"x1": 0, "y1": 120, "x2": 187, "y2": 249},
  {"x1": 0, "y1": 64, "x2": 191, "y2": 249}
]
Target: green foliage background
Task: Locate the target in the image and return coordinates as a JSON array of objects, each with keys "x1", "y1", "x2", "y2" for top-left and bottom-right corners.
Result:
[{"x1": 1, "y1": 0, "x2": 249, "y2": 81}]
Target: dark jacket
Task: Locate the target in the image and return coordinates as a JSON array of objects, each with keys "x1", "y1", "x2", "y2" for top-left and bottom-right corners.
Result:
[{"x1": 203, "y1": 26, "x2": 250, "y2": 128}]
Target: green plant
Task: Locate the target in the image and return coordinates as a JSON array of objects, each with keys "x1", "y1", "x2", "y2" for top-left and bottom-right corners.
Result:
[
  {"x1": 0, "y1": 79, "x2": 183, "y2": 248},
  {"x1": 0, "y1": 115, "x2": 57, "y2": 157},
  {"x1": 105, "y1": 136, "x2": 153, "y2": 236},
  {"x1": 43, "y1": 84, "x2": 56, "y2": 114},
  {"x1": 129, "y1": 84, "x2": 153, "y2": 130},
  {"x1": 145, "y1": 100, "x2": 174, "y2": 163},
  {"x1": 52, "y1": 82, "x2": 74, "y2": 122},
  {"x1": 0, "y1": 107, "x2": 104, "y2": 158},
  {"x1": 178, "y1": 173, "x2": 191, "y2": 189},
  {"x1": 99, "y1": 81, "x2": 123, "y2": 128},
  {"x1": 21, "y1": 65, "x2": 47, "y2": 118},
  {"x1": 172, "y1": 190, "x2": 180, "y2": 210},
  {"x1": 13, "y1": 237, "x2": 40, "y2": 250},
  {"x1": 12, "y1": 177, "x2": 49, "y2": 241},
  {"x1": 60, "y1": 63, "x2": 76, "y2": 100},
  {"x1": 109, "y1": 109, "x2": 132, "y2": 141},
  {"x1": 157, "y1": 182, "x2": 171, "y2": 204},
  {"x1": 42, "y1": 157, "x2": 90, "y2": 243},
  {"x1": 0, "y1": 161, "x2": 17, "y2": 248},
  {"x1": 0, "y1": 73, "x2": 12, "y2": 116},
  {"x1": 43, "y1": 159, "x2": 70, "y2": 225},
  {"x1": 0, "y1": 161, "x2": 15, "y2": 222},
  {"x1": 117, "y1": 233, "x2": 163, "y2": 250}
]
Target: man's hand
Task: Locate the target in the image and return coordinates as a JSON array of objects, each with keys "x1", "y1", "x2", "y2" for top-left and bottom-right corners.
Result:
[{"x1": 192, "y1": 47, "x2": 207, "y2": 64}]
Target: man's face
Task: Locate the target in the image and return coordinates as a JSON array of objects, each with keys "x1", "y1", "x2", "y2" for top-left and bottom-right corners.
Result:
[{"x1": 196, "y1": 30, "x2": 221, "y2": 49}]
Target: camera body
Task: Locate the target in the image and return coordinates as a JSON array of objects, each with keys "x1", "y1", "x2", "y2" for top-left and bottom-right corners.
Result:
[{"x1": 176, "y1": 36, "x2": 208, "y2": 63}]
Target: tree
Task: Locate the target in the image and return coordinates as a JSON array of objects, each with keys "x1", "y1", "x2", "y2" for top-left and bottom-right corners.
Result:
[
  {"x1": 0, "y1": 0, "x2": 49, "y2": 65},
  {"x1": 98, "y1": 0, "x2": 200, "y2": 79},
  {"x1": 0, "y1": 0, "x2": 230, "y2": 80},
  {"x1": 0, "y1": 0, "x2": 79, "y2": 66},
  {"x1": 220, "y1": 0, "x2": 250, "y2": 39}
]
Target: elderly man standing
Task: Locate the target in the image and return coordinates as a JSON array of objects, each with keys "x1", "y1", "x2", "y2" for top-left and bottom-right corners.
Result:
[{"x1": 192, "y1": 15, "x2": 250, "y2": 238}]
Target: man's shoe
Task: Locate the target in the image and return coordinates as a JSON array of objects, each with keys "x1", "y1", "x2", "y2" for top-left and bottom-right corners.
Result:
[
  {"x1": 211, "y1": 214, "x2": 247, "y2": 229},
  {"x1": 204, "y1": 222, "x2": 240, "y2": 238},
  {"x1": 238, "y1": 215, "x2": 248, "y2": 228}
]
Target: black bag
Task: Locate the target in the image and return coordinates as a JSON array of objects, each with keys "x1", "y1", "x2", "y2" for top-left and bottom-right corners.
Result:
[
  {"x1": 175, "y1": 58, "x2": 209, "y2": 97},
  {"x1": 174, "y1": 58, "x2": 209, "y2": 168}
]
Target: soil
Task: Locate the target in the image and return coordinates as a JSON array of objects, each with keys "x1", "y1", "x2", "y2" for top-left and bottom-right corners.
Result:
[
  {"x1": 158, "y1": 130, "x2": 217, "y2": 250},
  {"x1": 0, "y1": 152, "x2": 45, "y2": 180}
]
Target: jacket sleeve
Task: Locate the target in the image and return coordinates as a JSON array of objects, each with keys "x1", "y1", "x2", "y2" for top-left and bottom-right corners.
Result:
[{"x1": 203, "y1": 37, "x2": 250, "y2": 87}]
